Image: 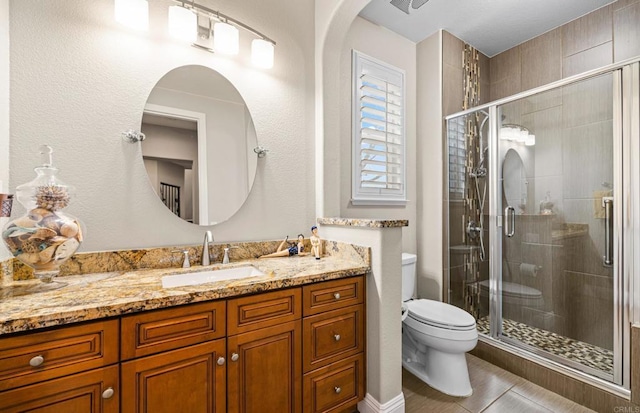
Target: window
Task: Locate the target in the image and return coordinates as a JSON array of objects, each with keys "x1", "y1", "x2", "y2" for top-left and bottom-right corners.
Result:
[
  {"x1": 351, "y1": 50, "x2": 406, "y2": 205},
  {"x1": 447, "y1": 116, "x2": 466, "y2": 198}
]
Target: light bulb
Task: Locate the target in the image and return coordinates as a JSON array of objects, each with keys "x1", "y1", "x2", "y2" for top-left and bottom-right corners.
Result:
[
  {"x1": 114, "y1": 0, "x2": 149, "y2": 31},
  {"x1": 515, "y1": 128, "x2": 528, "y2": 143},
  {"x1": 500, "y1": 127, "x2": 512, "y2": 141},
  {"x1": 252, "y1": 39, "x2": 274, "y2": 69},
  {"x1": 214, "y1": 22, "x2": 239, "y2": 55},
  {"x1": 168, "y1": 5, "x2": 197, "y2": 42},
  {"x1": 525, "y1": 134, "x2": 536, "y2": 146}
]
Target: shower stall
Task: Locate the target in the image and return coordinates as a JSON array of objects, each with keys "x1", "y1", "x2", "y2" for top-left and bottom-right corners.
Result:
[{"x1": 445, "y1": 59, "x2": 640, "y2": 391}]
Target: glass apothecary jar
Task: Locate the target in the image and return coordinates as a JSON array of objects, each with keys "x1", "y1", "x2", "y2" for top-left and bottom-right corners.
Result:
[{"x1": 1, "y1": 146, "x2": 83, "y2": 283}]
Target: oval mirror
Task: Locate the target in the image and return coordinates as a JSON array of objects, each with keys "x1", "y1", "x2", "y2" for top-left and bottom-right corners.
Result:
[
  {"x1": 141, "y1": 65, "x2": 258, "y2": 225},
  {"x1": 502, "y1": 148, "x2": 527, "y2": 213}
]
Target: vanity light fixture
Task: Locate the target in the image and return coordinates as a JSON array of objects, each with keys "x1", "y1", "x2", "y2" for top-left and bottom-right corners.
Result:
[
  {"x1": 213, "y1": 21, "x2": 239, "y2": 55},
  {"x1": 500, "y1": 124, "x2": 535, "y2": 146},
  {"x1": 252, "y1": 39, "x2": 275, "y2": 69},
  {"x1": 114, "y1": 0, "x2": 149, "y2": 31},
  {"x1": 168, "y1": 4, "x2": 197, "y2": 42},
  {"x1": 117, "y1": 0, "x2": 277, "y2": 68}
]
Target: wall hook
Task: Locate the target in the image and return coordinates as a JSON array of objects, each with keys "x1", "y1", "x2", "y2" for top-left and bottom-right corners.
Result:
[
  {"x1": 253, "y1": 146, "x2": 269, "y2": 158},
  {"x1": 122, "y1": 129, "x2": 146, "y2": 143}
]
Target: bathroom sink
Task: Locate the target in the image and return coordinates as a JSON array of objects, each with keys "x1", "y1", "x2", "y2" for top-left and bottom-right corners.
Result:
[{"x1": 161, "y1": 266, "x2": 265, "y2": 288}]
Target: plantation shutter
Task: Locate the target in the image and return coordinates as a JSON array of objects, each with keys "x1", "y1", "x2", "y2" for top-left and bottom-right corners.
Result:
[{"x1": 352, "y1": 50, "x2": 406, "y2": 205}]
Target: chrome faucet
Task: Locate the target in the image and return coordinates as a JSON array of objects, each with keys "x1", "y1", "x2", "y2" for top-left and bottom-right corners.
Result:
[{"x1": 202, "y1": 231, "x2": 213, "y2": 266}]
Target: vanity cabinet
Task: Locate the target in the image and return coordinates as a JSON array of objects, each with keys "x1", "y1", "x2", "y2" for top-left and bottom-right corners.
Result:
[
  {"x1": 120, "y1": 301, "x2": 227, "y2": 413},
  {"x1": 0, "y1": 319, "x2": 120, "y2": 412},
  {"x1": 121, "y1": 340, "x2": 226, "y2": 413},
  {"x1": 227, "y1": 289, "x2": 302, "y2": 413},
  {"x1": 302, "y1": 276, "x2": 365, "y2": 413},
  {"x1": 0, "y1": 274, "x2": 365, "y2": 413}
]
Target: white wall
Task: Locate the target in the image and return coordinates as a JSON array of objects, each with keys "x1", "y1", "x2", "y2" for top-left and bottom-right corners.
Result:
[
  {"x1": 416, "y1": 31, "x2": 444, "y2": 300},
  {"x1": 7, "y1": 0, "x2": 315, "y2": 252},
  {"x1": 340, "y1": 17, "x2": 417, "y2": 254},
  {"x1": 0, "y1": 0, "x2": 9, "y2": 262}
]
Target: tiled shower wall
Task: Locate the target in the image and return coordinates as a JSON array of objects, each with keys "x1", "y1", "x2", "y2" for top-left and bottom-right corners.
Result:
[
  {"x1": 445, "y1": 0, "x2": 638, "y2": 339},
  {"x1": 443, "y1": 0, "x2": 640, "y2": 407},
  {"x1": 487, "y1": 0, "x2": 639, "y2": 349},
  {"x1": 442, "y1": 31, "x2": 490, "y2": 306}
]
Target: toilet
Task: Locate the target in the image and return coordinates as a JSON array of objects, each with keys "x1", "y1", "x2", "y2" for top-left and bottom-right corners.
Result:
[
  {"x1": 479, "y1": 280, "x2": 544, "y2": 321},
  {"x1": 401, "y1": 253, "x2": 478, "y2": 397}
]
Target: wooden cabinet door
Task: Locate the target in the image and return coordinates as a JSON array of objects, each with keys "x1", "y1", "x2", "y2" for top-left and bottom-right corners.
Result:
[
  {"x1": 227, "y1": 320, "x2": 301, "y2": 413},
  {"x1": 0, "y1": 365, "x2": 119, "y2": 413},
  {"x1": 121, "y1": 339, "x2": 226, "y2": 413}
]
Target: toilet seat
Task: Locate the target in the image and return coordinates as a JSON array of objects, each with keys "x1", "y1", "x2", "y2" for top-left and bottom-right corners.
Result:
[{"x1": 406, "y1": 299, "x2": 476, "y2": 331}]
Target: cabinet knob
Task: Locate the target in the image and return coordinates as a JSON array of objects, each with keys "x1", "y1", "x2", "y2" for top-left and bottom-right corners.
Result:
[
  {"x1": 334, "y1": 292, "x2": 340, "y2": 300},
  {"x1": 102, "y1": 387, "x2": 115, "y2": 399},
  {"x1": 334, "y1": 334, "x2": 341, "y2": 341},
  {"x1": 217, "y1": 357, "x2": 225, "y2": 366},
  {"x1": 334, "y1": 386, "x2": 341, "y2": 394},
  {"x1": 29, "y1": 355, "x2": 44, "y2": 367},
  {"x1": 231, "y1": 352, "x2": 239, "y2": 362}
]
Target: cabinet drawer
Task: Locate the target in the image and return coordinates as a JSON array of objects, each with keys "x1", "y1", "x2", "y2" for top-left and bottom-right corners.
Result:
[
  {"x1": 303, "y1": 354, "x2": 364, "y2": 413},
  {"x1": 0, "y1": 364, "x2": 119, "y2": 413},
  {"x1": 228, "y1": 288, "x2": 301, "y2": 335},
  {"x1": 303, "y1": 276, "x2": 364, "y2": 316},
  {"x1": 0, "y1": 319, "x2": 119, "y2": 391},
  {"x1": 121, "y1": 300, "x2": 225, "y2": 360},
  {"x1": 303, "y1": 304, "x2": 364, "y2": 373}
]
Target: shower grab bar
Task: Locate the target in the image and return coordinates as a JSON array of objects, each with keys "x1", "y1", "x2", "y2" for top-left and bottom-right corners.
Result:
[
  {"x1": 603, "y1": 197, "x2": 614, "y2": 267},
  {"x1": 504, "y1": 206, "x2": 515, "y2": 237}
]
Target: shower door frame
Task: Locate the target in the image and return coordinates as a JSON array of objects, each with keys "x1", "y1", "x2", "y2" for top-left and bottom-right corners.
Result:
[{"x1": 446, "y1": 57, "x2": 640, "y2": 396}]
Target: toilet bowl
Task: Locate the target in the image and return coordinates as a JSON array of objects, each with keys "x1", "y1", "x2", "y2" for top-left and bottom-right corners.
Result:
[
  {"x1": 401, "y1": 253, "x2": 478, "y2": 397},
  {"x1": 479, "y1": 280, "x2": 544, "y2": 320}
]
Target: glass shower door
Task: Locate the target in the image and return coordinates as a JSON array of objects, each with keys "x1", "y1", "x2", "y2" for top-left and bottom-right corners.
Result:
[{"x1": 494, "y1": 71, "x2": 619, "y2": 382}]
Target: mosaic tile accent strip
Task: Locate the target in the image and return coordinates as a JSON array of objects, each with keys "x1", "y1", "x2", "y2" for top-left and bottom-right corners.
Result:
[{"x1": 477, "y1": 317, "x2": 614, "y2": 375}]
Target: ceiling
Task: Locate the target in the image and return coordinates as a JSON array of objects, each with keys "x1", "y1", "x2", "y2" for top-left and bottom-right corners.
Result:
[{"x1": 359, "y1": 0, "x2": 614, "y2": 57}]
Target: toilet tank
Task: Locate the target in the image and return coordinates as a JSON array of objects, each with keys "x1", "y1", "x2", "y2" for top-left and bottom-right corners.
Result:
[{"x1": 402, "y1": 253, "x2": 417, "y2": 301}]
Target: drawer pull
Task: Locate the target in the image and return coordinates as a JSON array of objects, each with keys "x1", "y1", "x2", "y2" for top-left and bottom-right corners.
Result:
[
  {"x1": 334, "y1": 293, "x2": 340, "y2": 300},
  {"x1": 334, "y1": 386, "x2": 341, "y2": 394},
  {"x1": 29, "y1": 355, "x2": 44, "y2": 367},
  {"x1": 334, "y1": 334, "x2": 341, "y2": 341},
  {"x1": 102, "y1": 387, "x2": 115, "y2": 399},
  {"x1": 217, "y1": 357, "x2": 225, "y2": 366},
  {"x1": 231, "y1": 352, "x2": 239, "y2": 362}
]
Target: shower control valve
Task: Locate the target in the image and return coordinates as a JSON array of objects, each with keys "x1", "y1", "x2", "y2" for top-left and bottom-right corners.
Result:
[{"x1": 466, "y1": 221, "x2": 481, "y2": 239}]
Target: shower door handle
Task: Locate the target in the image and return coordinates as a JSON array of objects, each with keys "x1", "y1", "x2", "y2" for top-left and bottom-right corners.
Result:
[
  {"x1": 504, "y1": 206, "x2": 515, "y2": 237},
  {"x1": 603, "y1": 197, "x2": 613, "y2": 267}
]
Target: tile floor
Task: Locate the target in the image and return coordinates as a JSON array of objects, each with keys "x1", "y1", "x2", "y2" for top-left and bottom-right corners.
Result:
[{"x1": 403, "y1": 354, "x2": 595, "y2": 412}]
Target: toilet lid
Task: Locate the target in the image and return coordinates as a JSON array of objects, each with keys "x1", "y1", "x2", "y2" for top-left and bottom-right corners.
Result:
[
  {"x1": 480, "y1": 280, "x2": 542, "y2": 299},
  {"x1": 406, "y1": 299, "x2": 476, "y2": 330}
]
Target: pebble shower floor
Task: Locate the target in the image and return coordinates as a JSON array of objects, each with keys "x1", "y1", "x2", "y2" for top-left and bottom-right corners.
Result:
[{"x1": 476, "y1": 317, "x2": 614, "y2": 375}]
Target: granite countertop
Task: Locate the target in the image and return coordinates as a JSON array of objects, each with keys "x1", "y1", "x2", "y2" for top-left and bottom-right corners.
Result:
[{"x1": 0, "y1": 243, "x2": 369, "y2": 336}]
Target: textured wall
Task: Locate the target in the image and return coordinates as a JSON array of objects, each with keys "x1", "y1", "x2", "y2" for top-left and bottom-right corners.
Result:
[
  {"x1": 0, "y1": 0, "x2": 9, "y2": 262},
  {"x1": 7, "y1": 0, "x2": 315, "y2": 252},
  {"x1": 340, "y1": 16, "x2": 417, "y2": 254},
  {"x1": 416, "y1": 31, "x2": 444, "y2": 300}
]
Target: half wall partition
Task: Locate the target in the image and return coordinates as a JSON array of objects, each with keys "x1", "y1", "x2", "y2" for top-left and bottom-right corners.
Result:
[{"x1": 445, "y1": 59, "x2": 640, "y2": 392}]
